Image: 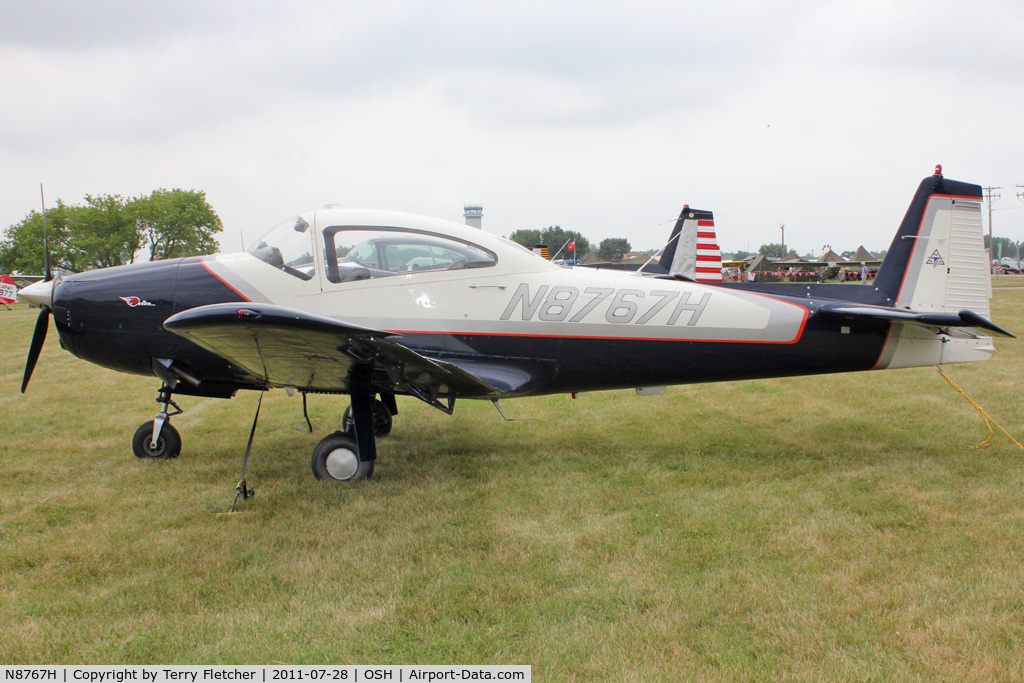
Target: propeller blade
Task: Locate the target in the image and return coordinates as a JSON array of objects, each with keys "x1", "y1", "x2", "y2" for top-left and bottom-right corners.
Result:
[{"x1": 21, "y1": 305, "x2": 50, "y2": 393}]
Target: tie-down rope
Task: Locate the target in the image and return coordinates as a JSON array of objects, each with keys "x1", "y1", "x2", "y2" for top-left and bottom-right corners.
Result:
[{"x1": 937, "y1": 366, "x2": 1024, "y2": 451}]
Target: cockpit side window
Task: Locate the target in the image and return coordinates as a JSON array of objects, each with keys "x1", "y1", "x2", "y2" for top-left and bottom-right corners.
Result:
[
  {"x1": 323, "y1": 227, "x2": 497, "y2": 284},
  {"x1": 248, "y1": 216, "x2": 316, "y2": 280}
]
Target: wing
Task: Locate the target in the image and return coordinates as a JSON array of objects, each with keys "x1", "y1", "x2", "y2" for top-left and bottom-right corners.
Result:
[
  {"x1": 818, "y1": 303, "x2": 1014, "y2": 338},
  {"x1": 163, "y1": 303, "x2": 503, "y2": 406}
]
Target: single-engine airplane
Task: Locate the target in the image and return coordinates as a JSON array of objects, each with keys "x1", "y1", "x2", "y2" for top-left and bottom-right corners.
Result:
[{"x1": 18, "y1": 167, "x2": 1012, "y2": 483}]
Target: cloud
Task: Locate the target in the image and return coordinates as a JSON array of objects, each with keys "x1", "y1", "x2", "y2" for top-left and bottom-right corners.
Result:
[{"x1": 2, "y1": 0, "x2": 1024, "y2": 255}]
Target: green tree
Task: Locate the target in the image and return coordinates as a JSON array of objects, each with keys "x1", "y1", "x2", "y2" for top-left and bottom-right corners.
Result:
[
  {"x1": 507, "y1": 228, "x2": 543, "y2": 249},
  {"x1": 759, "y1": 242, "x2": 786, "y2": 258},
  {"x1": 0, "y1": 200, "x2": 79, "y2": 274},
  {"x1": 0, "y1": 188, "x2": 223, "y2": 275},
  {"x1": 725, "y1": 250, "x2": 754, "y2": 260},
  {"x1": 507, "y1": 226, "x2": 591, "y2": 260},
  {"x1": 541, "y1": 226, "x2": 590, "y2": 260},
  {"x1": 597, "y1": 237, "x2": 632, "y2": 261},
  {"x1": 76, "y1": 194, "x2": 139, "y2": 269},
  {"x1": 984, "y1": 235, "x2": 1020, "y2": 261},
  {"x1": 131, "y1": 189, "x2": 222, "y2": 261}
]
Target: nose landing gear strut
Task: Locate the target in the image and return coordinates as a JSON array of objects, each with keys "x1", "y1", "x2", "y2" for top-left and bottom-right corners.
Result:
[{"x1": 132, "y1": 383, "x2": 183, "y2": 459}]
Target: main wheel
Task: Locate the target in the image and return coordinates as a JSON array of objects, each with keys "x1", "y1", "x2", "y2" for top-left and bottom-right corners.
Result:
[
  {"x1": 312, "y1": 431, "x2": 374, "y2": 482},
  {"x1": 342, "y1": 399, "x2": 393, "y2": 437},
  {"x1": 132, "y1": 421, "x2": 181, "y2": 459}
]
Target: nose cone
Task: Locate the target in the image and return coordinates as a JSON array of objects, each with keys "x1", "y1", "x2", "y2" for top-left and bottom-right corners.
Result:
[{"x1": 18, "y1": 279, "x2": 54, "y2": 307}]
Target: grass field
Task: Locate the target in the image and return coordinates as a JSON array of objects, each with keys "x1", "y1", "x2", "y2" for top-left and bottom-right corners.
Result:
[{"x1": 3, "y1": 290, "x2": 1024, "y2": 680}]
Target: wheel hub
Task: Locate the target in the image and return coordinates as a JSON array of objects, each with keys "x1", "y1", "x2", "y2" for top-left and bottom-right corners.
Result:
[
  {"x1": 146, "y1": 437, "x2": 165, "y2": 457},
  {"x1": 325, "y1": 447, "x2": 358, "y2": 480}
]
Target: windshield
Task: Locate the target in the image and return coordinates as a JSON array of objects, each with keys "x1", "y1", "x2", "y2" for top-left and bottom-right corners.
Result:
[{"x1": 248, "y1": 216, "x2": 316, "y2": 280}]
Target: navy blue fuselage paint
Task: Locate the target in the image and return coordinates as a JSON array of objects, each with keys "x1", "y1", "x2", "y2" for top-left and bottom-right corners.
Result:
[
  {"x1": 53, "y1": 259, "x2": 182, "y2": 375},
  {"x1": 52, "y1": 257, "x2": 252, "y2": 388},
  {"x1": 51, "y1": 257, "x2": 890, "y2": 398}
]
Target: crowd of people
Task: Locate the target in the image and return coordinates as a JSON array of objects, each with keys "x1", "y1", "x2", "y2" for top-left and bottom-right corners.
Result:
[{"x1": 722, "y1": 261, "x2": 876, "y2": 284}]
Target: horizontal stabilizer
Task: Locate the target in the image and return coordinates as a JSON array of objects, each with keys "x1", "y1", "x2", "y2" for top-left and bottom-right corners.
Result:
[{"x1": 818, "y1": 303, "x2": 1014, "y2": 338}]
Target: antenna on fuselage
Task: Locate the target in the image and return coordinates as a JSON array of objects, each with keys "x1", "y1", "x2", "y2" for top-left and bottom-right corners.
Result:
[
  {"x1": 40, "y1": 184, "x2": 52, "y2": 282},
  {"x1": 632, "y1": 216, "x2": 684, "y2": 277}
]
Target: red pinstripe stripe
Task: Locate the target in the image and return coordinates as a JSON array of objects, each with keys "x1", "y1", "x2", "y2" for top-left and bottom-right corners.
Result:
[{"x1": 200, "y1": 257, "x2": 251, "y2": 302}]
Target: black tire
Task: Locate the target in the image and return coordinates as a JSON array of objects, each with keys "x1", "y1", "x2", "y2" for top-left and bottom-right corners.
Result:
[
  {"x1": 342, "y1": 399, "x2": 393, "y2": 437},
  {"x1": 311, "y1": 431, "x2": 374, "y2": 482},
  {"x1": 132, "y1": 421, "x2": 181, "y2": 459}
]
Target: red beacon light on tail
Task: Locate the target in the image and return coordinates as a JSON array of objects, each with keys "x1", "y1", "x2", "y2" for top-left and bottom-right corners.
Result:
[{"x1": 934, "y1": 164, "x2": 943, "y2": 175}]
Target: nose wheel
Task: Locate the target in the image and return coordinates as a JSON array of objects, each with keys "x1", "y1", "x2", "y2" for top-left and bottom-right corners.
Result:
[
  {"x1": 132, "y1": 421, "x2": 181, "y2": 459},
  {"x1": 133, "y1": 383, "x2": 183, "y2": 459}
]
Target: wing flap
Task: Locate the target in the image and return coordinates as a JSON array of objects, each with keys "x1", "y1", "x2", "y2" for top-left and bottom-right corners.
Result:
[{"x1": 163, "y1": 303, "x2": 502, "y2": 397}]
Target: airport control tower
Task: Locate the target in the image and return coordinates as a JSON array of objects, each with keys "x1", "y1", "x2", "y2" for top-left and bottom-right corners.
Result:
[{"x1": 464, "y1": 204, "x2": 483, "y2": 229}]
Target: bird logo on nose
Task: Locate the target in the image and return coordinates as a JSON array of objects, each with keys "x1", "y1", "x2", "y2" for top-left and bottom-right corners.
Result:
[{"x1": 119, "y1": 296, "x2": 156, "y2": 307}]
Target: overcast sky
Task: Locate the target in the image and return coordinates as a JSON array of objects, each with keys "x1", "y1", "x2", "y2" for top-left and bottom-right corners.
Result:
[{"x1": 3, "y1": 0, "x2": 1024, "y2": 258}]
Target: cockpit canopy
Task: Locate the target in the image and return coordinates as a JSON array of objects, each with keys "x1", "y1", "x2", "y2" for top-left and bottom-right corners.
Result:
[{"x1": 247, "y1": 213, "x2": 499, "y2": 283}]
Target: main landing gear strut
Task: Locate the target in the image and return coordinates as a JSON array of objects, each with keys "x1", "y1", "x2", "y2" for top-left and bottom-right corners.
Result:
[
  {"x1": 132, "y1": 383, "x2": 182, "y2": 459},
  {"x1": 311, "y1": 385, "x2": 397, "y2": 483},
  {"x1": 129, "y1": 377, "x2": 401, "y2": 485}
]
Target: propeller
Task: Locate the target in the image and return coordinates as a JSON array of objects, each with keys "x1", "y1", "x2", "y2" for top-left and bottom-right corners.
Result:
[
  {"x1": 22, "y1": 183, "x2": 55, "y2": 393},
  {"x1": 21, "y1": 304, "x2": 50, "y2": 393},
  {"x1": 19, "y1": 274, "x2": 58, "y2": 394}
]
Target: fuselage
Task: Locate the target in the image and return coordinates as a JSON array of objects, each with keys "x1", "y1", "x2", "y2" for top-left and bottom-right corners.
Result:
[{"x1": 34, "y1": 202, "x2": 992, "y2": 399}]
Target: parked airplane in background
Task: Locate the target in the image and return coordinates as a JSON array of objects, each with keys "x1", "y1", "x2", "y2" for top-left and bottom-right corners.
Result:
[
  {"x1": 19, "y1": 167, "x2": 1011, "y2": 484},
  {"x1": 0, "y1": 274, "x2": 18, "y2": 308},
  {"x1": 579, "y1": 205, "x2": 724, "y2": 281}
]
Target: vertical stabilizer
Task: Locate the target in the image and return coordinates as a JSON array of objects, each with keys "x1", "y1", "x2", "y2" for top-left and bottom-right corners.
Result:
[
  {"x1": 874, "y1": 169, "x2": 989, "y2": 317},
  {"x1": 660, "y1": 207, "x2": 722, "y2": 282}
]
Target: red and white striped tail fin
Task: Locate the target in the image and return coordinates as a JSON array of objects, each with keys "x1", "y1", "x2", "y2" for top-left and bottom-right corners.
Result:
[
  {"x1": 659, "y1": 206, "x2": 722, "y2": 282},
  {"x1": 694, "y1": 218, "x2": 723, "y2": 282}
]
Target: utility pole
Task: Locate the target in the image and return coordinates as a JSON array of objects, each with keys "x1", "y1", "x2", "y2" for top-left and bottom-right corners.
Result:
[
  {"x1": 779, "y1": 224, "x2": 785, "y2": 256},
  {"x1": 983, "y1": 185, "x2": 1002, "y2": 264}
]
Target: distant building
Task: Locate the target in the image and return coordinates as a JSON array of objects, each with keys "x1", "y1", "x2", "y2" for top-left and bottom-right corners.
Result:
[{"x1": 464, "y1": 204, "x2": 483, "y2": 229}]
